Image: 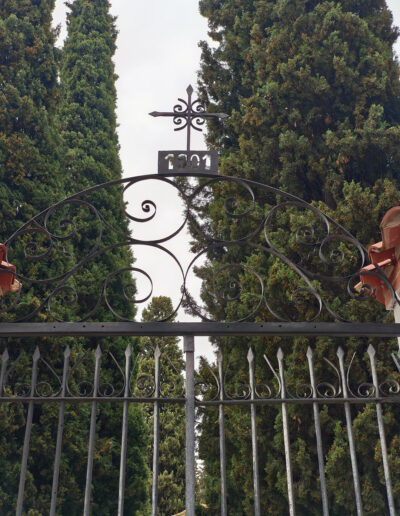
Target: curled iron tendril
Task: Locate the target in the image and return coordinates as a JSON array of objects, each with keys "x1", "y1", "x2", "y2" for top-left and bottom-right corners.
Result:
[{"x1": 0, "y1": 173, "x2": 390, "y2": 324}]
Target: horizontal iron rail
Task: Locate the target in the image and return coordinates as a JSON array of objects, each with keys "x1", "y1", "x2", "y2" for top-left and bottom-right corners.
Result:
[
  {"x1": 1, "y1": 397, "x2": 399, "y2": 405},
  {"x1": 0, "y1": 397, "x2": 186, "y2": 403},
  {"x1": 0, "y1": 322, "x2": 400, "y2": 337},
  {"x1": 198, "y1": 397, "x2": 400, "y2": 406}
]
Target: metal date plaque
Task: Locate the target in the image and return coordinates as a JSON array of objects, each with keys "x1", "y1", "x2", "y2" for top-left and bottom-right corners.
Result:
[
  {"x1": 158, "y1": 150, "x2": 218, "y2": 174},
  {"x1": 150, "y1": 85, "x2": 227, "y2": 175}
]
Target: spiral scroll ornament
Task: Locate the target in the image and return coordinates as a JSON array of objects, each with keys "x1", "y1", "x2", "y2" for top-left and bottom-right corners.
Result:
[{"x1": 0, "y1": 172, "x2": 395, "y2": 323}]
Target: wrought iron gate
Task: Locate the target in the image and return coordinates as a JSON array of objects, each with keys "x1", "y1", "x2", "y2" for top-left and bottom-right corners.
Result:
[
  {"x1": 1, "y1": 333, "x2": 399, "y2": 515},
  {"x1": 1, "y1": 127, "x2": 400, "y2": 513}
]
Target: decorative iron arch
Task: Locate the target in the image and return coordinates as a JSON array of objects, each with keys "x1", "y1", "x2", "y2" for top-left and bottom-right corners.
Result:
[{"x1": 0, "y1": 172, "x2": 398, "y2": 336}]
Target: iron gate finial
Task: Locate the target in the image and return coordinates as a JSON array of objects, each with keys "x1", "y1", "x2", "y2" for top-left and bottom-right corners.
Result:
[{"x1": 150, "y1": 85, "x2": 228, "y2": 175}]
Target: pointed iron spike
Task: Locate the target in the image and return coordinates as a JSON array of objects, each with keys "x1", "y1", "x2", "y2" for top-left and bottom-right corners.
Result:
[
  {"x1": 154, "y1": 345, "x2": 161, "y2": 358},
  {"x1": 277, "y1": 347, "x2": 284, "y2": 360},
  {"x1": 64, "y1": 345, "x2": 71, "y2": 358},
  {"x1": 125, "y1": 344, "x2": 132, "y2": 358},
  {"x1": 306, "y1": 346, "x2": 313, "y2": 359},
  {"x1": 217, "y1": 113, "x2": 229, "y2": 119},
  {"x1": 149, "y1": 111, "x2": 159, "y2": 117},
  {"x1": 33, "y1": 346, "x2": 40, "y2": 361},
  {"x1": 336, "y1": 346, "x2": 345, "y2": 359},
  {"x1": 95, "y1": 345, "x2": 102, "y2": 359},
  {"x1": 2, "y1": 348, "x2": 9, "y2": 361},
  {"x1": 247, "y1": 347, "x2": 254, "y2": 363},
  {"x1": 392, "y1": 352, "x2": 400, "y2": 373},
  {"x1": 187, "y1": 84, "x2": 194, "y2": 95},
  {"x1": 367, "y1": 344, "x2": 376, "y2": 357}
]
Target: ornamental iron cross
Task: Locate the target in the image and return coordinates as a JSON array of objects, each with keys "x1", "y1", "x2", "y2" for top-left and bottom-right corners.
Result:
[{"x1": 150, "y1": 85, "x2": 228, "y2": 175}]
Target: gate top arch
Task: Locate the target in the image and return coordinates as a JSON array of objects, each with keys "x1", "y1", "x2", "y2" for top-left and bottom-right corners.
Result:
[
  {"x1": 1, "y1": 82, "x2": 399, "y2": 338},
  {"x1": 1, "y1": 171, "x2": 399, "y2": 338}
]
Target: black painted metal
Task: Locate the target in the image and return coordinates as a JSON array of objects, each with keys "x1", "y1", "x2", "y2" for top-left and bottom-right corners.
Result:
[
  {"x1": 1, "y1": 321, "x2": 400, "y2": 337},
  {"x1": 150, "y1": 84, "x2": 227, "y2": 175},
  {"x1": 1, "y1": 344, "x2": 399, "y2": 514},
  {"x1": 1, "y1": 172, "x2": 397, "y2": 326},
  {"x1": 1, "y1": 167, "x2": 400, "y2": 515},
  {"x1": 158, "y1": 150, "x2": 219, "y2": 174}
]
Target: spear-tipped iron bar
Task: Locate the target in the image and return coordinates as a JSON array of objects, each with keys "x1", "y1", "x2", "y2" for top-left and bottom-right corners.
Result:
[
  {"x1": 184, "y1": 336, "x2": 195, "y2": 516},
  {"x1": 247, "y1": 348, "x2": 261, "y2": 516},
  {"x1": 306, "y1": 347, "x2": 329, "y2": 516},
  {"x1": 277, "y1": 348, "x2": 296, "y2": 516},
  {"x1": 16, "y1": 347, "x2": 40, "y2": 516},
  {"x1": 83, "y1": 345, "x2": 102, "y2": 516},
  {"x1": 218, "y1": 350, "x2": 227, "y2": 516},
  {"x1": 0, "y1": 348, "x2": 9, "y2": 398},
  {"x1": 50, "y1": 346, "x2": 70, "y2": 516},
  {"x1": 2, "y1": 341, "x2": 400, "y2": 515},
  {"x1": 151, "y1": 345, "x2": 161, "y2": 516},
  {"x1": 118, "y1": 345, "x2": 132, "y2": 516},
  {"x1": 337, "y1": 347, "x2": 363, "y2": 516},
  {"x1": 367, "y1": 345, "x2": 396, "y2": 515}
]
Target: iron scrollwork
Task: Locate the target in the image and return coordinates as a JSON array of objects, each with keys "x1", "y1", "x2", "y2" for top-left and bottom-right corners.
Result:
[
  {"x1": 193, "y1": 345, "x2": 400, "y2": 405},
  {"x1": 0, "y1": 172, "x2": 395, "y2": 324}
]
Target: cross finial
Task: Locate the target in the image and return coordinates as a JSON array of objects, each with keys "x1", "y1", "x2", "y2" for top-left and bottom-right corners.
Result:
[{"x1": 150, "y1": 84, "x2": 228, "y2": 153}]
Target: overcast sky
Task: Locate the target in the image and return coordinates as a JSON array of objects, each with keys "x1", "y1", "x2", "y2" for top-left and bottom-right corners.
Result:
[
  {"x1": 53, "y1": 0, "x2": 400, "y2": 175},
  {"x1": 52, "y1": 1, "x2": 400, "y2": 357}
]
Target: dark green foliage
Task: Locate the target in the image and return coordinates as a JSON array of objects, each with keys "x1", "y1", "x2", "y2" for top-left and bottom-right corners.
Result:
[
  {"x1": 0, "y1": 2, "x2": 72, "y2": 513},
  {"x1": 0, "y1": 0, "x2": 65, "y2": 287},
  {"x1": 61, "y1": 0, "x2": 123, "y2": 189},
  {"x1": 139, "y1": 297, "x2": 186, "y2": 516},
  {"x1": 60, "y1": 0, "x2": 134, "y2": 323},
  {"x1": 57, "y1": 1, "x2": 149, "y2": 513},
  {"x1": 199, "y1": 0, "x2": 400, "y2": 203},
  {"x1": 0, "y1": 0, "x2": 149, "y2": 513},
  {"x1": 0, "y1": 0, "x2": 63, "y2": 236},
  {"x1": 196, "y1": 0, "x2": 400, "y2": 513}
]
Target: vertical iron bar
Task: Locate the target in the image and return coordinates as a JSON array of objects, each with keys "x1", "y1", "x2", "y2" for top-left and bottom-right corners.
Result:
[
  {"x1": 277, "y1": 348, "x2": 296, "y2": 516},
  {"x1": 83, "y1": 345, "x2": 102, "y2": 516},
  {"x1": 0, "y1": 348, "x2": 9, "y2": 398},
  {"x1": 217, "y1": 350, "x2": 227, "y2": 516},
  {"x1": 184, "y1": 336, "x2": 195, "y2": 516},
  {"x1": 118, "y1": 345, "x2": 132, "y2": 516},
  {"x1": 392, "y1": 349, "x2": 400, "y2": 373},
  {"x1": 16, "y1": 346, "x2": 40, "y2": 516},
  {"x1": 306, "y1": 347, "x2": 329, "y2": 516},
  {"x1": 337, "y1": 347, "x2": 363, "y2": 516},
  {"x1": 186, "y1": 86, "x2": 192, "y2": 152},
  {"x1": 151, "y1": 345, "x2": 161, "y2": 516},
  {"x1": 367, "y1": 345, "x2": 396, "y2": 515},
  {"x1": 50, "y1": 345, "x2": 70, "y2": 516},
  {"x1": 247, "y1": 348, "x2": 261, "y2": 516}
]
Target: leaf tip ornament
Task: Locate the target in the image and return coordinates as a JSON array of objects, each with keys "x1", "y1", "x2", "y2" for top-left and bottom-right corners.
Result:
[{"x1": 247, "y1": 347, "x2": 254, "y2": 363}]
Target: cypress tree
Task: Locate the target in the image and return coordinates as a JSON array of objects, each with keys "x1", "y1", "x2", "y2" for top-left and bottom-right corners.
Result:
[
  {"x1": 0, "y1": 0, "x2": 62, "y2": 236},
  {"x1": 196, "y1": 0, "x2": 400, "y2": 513},
  {"x1": 199, "y1": 0, "x2": 400, "y2": 201},
  {"x1": 0, "y1": 2, "x2": 90, "y2": 514},
  {"x1": 60, "y1": 0, "x2": 135, "y2": 319},
  {"x1": 0, "y1": 1, "x2": 149, "y2": 513},
  {"x1": 58, "y1": 1, "x2": 149, "y2": 513}
]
